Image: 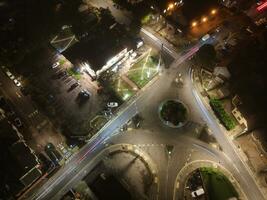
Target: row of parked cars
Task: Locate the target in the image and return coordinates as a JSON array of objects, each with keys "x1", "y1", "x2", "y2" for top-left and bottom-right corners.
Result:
[
  {"x1": 1, "y1": 66, "x2": 22, "y2": 87},
  {"x1": 0, "y1": 96, "x2": 23, "y2": 128},
  {"x1": 38, "y1": 142, "x2": 76, "y2": 173}
]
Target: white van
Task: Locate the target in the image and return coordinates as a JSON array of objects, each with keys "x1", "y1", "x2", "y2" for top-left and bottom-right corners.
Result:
[
  {"x1": 191, "y1": 187, "x2": 205, "y2": 198},
  {"x1": 201, "y1": 34, "x2": 210, "y2": 41}
]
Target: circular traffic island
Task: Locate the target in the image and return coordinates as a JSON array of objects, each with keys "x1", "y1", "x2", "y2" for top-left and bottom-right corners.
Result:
[
  {"x1": 185, "y1": 167, "x2": 239, "y2": 200},
  {"x1": 159, "y1": 100, "x2": 188, "y2": 128}
]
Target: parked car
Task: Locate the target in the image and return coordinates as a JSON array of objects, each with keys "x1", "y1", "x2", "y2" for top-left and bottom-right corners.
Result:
[
  {"x1": 5, "y1": 71, "x2": 15, "y2": 80},
  {"x1": 107, "y1": 102, "x2": 118, "y2": 108},
  {"x1": 45, "y1": 143, "x2": 63, "y2": 165},
  {"x1": 38, "y1": 153, "x2": 54, "y2": 172},
  {"x1": 52, "y1": 62, "x2": 60, "y2": 69},
  {"x1": 191, "y1": 187, "x2": 205, "y2": 198},
  {"x1": 69, "y1": 82, "x2": 79, "y2": 90},
  {"x1": 14, "y1": 118, "x2": 22, "y2": 127},
  {"x1": 56, "y1": 70, "x2": 67, "y2": 79},
  {"x1": 20, "y1": 87, "x2": 29, "y2": 96},
  {"x1": 13, "y1": 79, "x2": 21, "y2": 87},
  {"x1": 78, "y1": 89, "x2": 91, "y2": 101}
]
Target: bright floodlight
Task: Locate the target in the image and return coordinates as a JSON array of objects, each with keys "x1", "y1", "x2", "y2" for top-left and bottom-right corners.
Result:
[
  {"x1": 211, "y1": 9, "x2": 217, "y2": 15},
  {"x1": 202, "y1": 17, "x2": 207, "y2": 22}
]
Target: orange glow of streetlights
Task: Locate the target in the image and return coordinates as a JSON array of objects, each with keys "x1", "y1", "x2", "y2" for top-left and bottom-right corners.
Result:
[
  {"x1": 191, "y1": 21, "x2": 197, "y2": 27},
  {"x1": 167, "y1": 3, "x2": 174, "y2": 10},
  {"x1": 211, "y1": 9, "x2": 217, "y2": 15},
  {"x1": 202, "y1": 17, "x2": 207, "y2": 22}
]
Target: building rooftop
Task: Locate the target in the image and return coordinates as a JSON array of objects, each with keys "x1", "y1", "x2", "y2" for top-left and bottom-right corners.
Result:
[{"x1": 63, "y1": 24, "x2": 136, "y2": 72}]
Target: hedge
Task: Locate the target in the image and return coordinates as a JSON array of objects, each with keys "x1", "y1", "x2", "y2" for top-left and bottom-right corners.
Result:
[{"x1": 210, "y1": 98, "x2": 236, "y2": 130}]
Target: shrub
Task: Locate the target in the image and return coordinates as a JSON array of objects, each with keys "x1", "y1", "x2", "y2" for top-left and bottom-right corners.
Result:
[{"x1": 210, "y1": 98, "x2": 236, "y2": 130}]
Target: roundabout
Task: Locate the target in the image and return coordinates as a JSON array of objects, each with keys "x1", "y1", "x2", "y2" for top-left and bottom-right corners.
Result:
[{"x1": 158, "y1": 99, "x2": 188, "y2": 128}]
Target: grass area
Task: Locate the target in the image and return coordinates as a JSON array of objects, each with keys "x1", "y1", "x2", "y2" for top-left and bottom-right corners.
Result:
[
  {"x1": 67, "y1": 68, "x2": 81, "y2": 80},
  {"x1": 200, "y1": 167, "x2": 239, "y2": 200},
  {"x1": 59, "y1": 59, "x2": 66, "y2": 65},
  {"x1": 127, "y1": 51, "x2": 159, "y2": 88},
  {"x1": 112, "y1": 78, "x2": 135, "y2": 101},
  {"x1": 210, "y1": 98, "x2": 236, "y2": 130},
  {"x1": 141, "y1": 13, "x2": 152, "y2": 25}
]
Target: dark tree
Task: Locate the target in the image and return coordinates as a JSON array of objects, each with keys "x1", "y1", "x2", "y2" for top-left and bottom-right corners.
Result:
[{"x1": 195, "y1": 44, "x2": 216, "y2": 70}]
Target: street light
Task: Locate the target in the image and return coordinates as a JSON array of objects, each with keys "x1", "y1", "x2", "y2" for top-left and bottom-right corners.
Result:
[
  {"x1": 169, "y1": 3, "x2": 174, "y2": 9},
  {"x1": 191, "y1": 21, "x2": 197, "y2": 27},
  {"x1": 211, "y1": 9, "x2": 217, "y2": 15},
  {"x1": 202, "y1": 17, "x2": 207, "y2": 22}
]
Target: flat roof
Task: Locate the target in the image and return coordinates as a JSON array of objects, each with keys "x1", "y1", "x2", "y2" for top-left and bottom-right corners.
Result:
[{"x1": 63, "y1": 25, "x2": 135, "y2": 71}]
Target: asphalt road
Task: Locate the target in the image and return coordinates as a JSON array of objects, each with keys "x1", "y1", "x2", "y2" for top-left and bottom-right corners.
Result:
[
  {"x1": 186, "y1": 67, "x2": 265, "y2": 200},
  {"x1": 25, "y1": 21, "x2": 265, "y2": 200},
  {"x1": 25, "y1": 27, "x2": 214, "y2": 200}
]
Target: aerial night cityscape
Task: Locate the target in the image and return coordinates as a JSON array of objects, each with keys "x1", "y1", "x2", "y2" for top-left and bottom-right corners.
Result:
[{"x1": 0, "y1": 0, "x2": 267, "y2": 200}]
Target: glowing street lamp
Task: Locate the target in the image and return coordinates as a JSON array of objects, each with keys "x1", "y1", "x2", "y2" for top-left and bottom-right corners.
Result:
[
  {"x1": 202, "y1": 17, "x2": 207, "y2": 22},
  {"x1": 191, "y1": 21, "x2": 197, "y2": 27},
  {"x1": 168, "y1": 3, "x2": 174, "y2": 10},
  {"x1": 211, "y1": 9, "x2": 217, "y2": 15},
  {"x1": 167, "y1": 3, "x2": 174, "y2": 11}
]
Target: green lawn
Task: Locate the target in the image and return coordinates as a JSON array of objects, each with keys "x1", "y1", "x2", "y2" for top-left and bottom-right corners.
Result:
[
  {"x1": 111, "y1": 78, "x2": 136, "y2": 101},
  {"x1": 200, "y1": 167, "x2": 239, "y2": 200},
  {"x1": 67, "y1": 68, "x2": 81, "y2": 80},
  {"x1": 127, "y1": 53, "x2": 159, "y2": 88}
]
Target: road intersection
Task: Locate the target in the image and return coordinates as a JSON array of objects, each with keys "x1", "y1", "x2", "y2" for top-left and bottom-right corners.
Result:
[{"x1": 23, "y1": 27, "x2": 265, "y2": 200}]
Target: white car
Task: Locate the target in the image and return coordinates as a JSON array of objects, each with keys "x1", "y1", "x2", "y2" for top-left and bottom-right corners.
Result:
[
  {"x1": 5, "y1": 71, "x2": 15, "y2": 80},
  {"x1": 201, "y1": 34, "x2": 210, "y2": 41},
  {"x1": 52, "y1": 62, "x2": 60, "y2": 69},
  {"x1": 107, "y1": 102, "x2": 118, "y2": 108},
  {"x1": 191, "y1": 188, "x2": 205, "y2": 198},
  {"x1": 13, "y1": 79, "x2": 21, "y2": 87}
]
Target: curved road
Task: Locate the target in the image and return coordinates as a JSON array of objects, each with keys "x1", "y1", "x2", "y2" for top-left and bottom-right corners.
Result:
[{"x1": 25, "y1": 27, "x2": 265, "y2": 200}]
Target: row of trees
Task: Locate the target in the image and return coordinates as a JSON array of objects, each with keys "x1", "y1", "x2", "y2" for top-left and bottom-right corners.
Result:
[{"x1": 210, "y1": 98, "x2": 236, "y2": 130}]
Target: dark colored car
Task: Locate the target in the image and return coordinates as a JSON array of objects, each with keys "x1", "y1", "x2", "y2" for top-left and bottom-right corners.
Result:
[
  {"x1": 38, "y1": 153, "x2": 54, "y2": 172},
  {"x1": 45, "y1": 143, "x2": 62, "y2": 165},
  {"x1": 79, "y1": 89, "x2": 91, "y2": 100},
  {"x1": 69, "y1": 82, "x2": 79, "y2": 91}
]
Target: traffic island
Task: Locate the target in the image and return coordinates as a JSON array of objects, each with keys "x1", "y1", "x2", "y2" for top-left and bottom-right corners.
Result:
[
  {"x1": 184, "y1": 167, "x2": 239, "y2": 200},
  {"x1": 158, "y1": 100, "x2": 188, "y2": 128},
  {"x1": 173, "y1": 160, "x2": 245, "y2": 200}
]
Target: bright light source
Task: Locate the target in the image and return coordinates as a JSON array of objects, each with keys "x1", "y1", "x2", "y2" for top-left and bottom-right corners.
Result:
[
  {"x1": 163, "y1": 9, "x2": 167, "y2": 13},
  {"x1": 123, "y1": 93, "x2": 130, "y2": 100},
  {"x1": 168, "y1": 3, "x2": 174, "y2": 10},
  {"x1": 192, "y1": 21, "x2": 197, "y2": 27},
  {"x1": 202, "y1": 17, "x2": 207, "y2": 22},
  {"x1": 211, "y1": 9, "x2": 217, "y2": 15}
]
